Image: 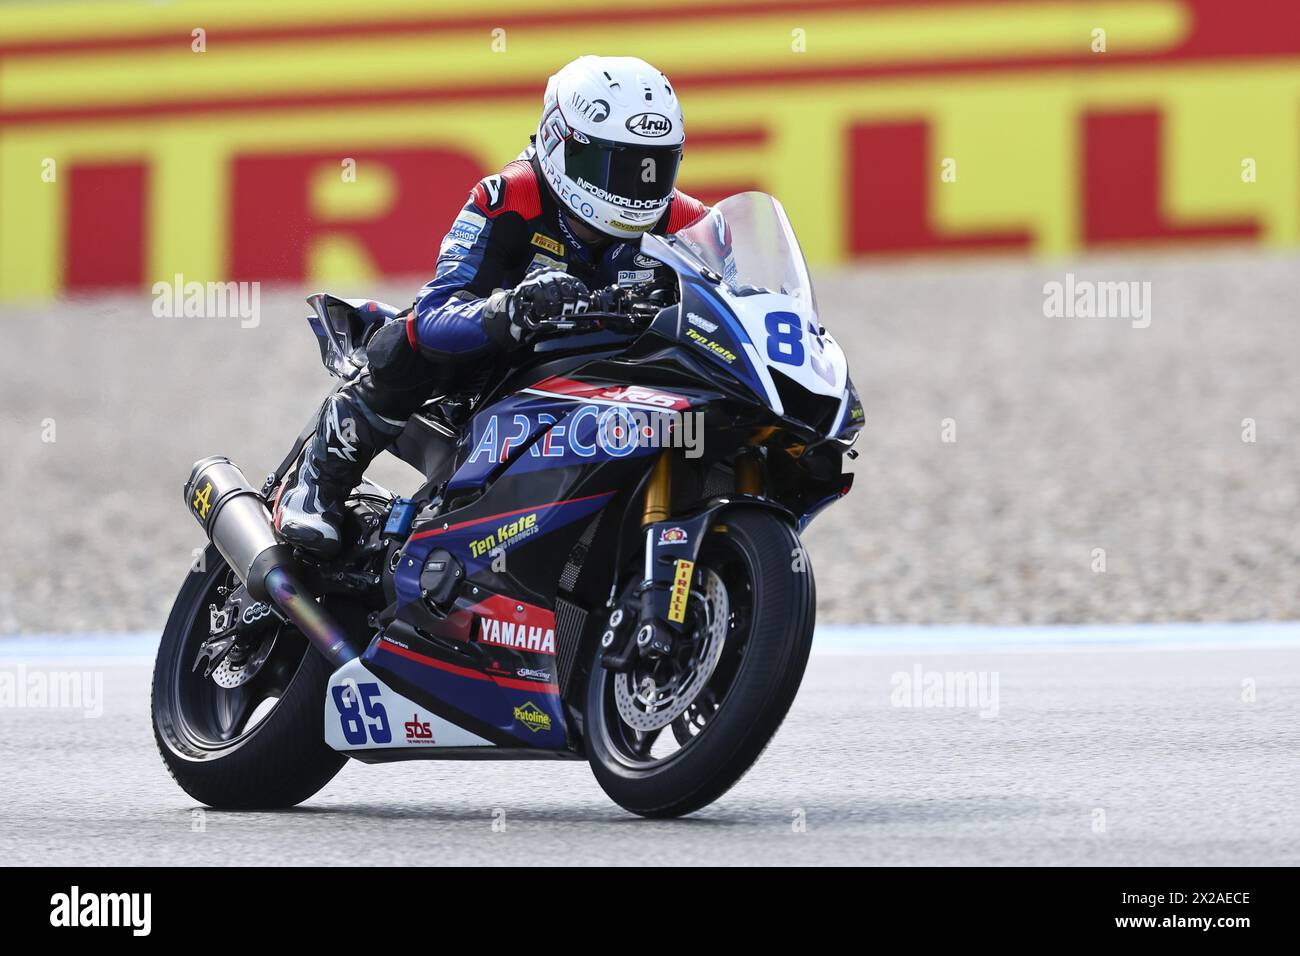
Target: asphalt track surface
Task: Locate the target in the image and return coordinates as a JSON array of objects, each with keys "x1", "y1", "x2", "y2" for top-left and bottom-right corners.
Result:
[
  {"x1": 2, "y1": 254, "x2": 1297, "y2": 865},
  {"x1": 2, "y1": 627, "x2": 1297, "y2": 866}
]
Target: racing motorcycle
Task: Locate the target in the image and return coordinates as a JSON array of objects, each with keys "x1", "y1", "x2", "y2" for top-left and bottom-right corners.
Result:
[{"x1": 152, "y1": 192, "x2": 863, "y2": 817}]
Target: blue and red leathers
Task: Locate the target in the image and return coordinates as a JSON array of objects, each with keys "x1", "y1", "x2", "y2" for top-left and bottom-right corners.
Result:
[{"x1": 272, "y1": 146, "x2": 706, "y2": 555}]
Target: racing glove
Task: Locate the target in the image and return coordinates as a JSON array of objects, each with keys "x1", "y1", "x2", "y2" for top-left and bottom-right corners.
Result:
[{"x1": 484, "y1": 270, "x2": 591, "y2": 347}]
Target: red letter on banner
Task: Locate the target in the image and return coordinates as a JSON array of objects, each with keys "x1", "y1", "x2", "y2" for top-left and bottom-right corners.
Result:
[{"x1": 230, "y1": 148, "x2": 485, "y2": 282}]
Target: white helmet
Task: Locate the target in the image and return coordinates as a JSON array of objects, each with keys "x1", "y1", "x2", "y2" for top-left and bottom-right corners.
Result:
[{"x1": 535, "y1": 55, "x2": 685, "y2": 238}]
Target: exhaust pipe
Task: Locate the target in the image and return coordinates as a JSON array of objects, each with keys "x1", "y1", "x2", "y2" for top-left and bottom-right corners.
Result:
[{"x1": 184, "y1": 456, "x2": 357, "y2": 667}]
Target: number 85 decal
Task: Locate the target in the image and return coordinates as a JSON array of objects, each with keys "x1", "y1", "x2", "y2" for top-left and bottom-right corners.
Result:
[
  {"x1": 332, "y1": 680, "x2": 392, "y2": 745},
  {"x1": 764, "y1": 311, "x2": 836, "y2": 385}
]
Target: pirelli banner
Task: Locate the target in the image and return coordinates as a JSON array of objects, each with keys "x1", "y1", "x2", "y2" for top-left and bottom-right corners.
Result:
[{"x1": 1, "y1": 0, "x2": 1299, "y2": 301}]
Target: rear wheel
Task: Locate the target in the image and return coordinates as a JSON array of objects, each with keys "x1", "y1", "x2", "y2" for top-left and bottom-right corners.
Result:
[
  {"x1": 151, "y1": 545, "x2": 347, "y2": 809},
  {"x1": 584, "y1": 508, "x2": 816, "y2": 817}
]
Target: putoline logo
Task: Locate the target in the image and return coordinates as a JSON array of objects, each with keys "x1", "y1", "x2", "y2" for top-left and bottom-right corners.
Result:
[
  {"x1": 513, "y1": 700, "x2": 553, "y2": 733},
  {"x1": 625, "y1": 112, "x2": 672, "y2": 138}
]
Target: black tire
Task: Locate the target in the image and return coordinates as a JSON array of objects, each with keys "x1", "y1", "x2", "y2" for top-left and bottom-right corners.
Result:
[
  {"x1": 585, "y1": 507, "x2": 816, "y2": 817},
  {"x1": 151, "y1": 545, "x2": 347, "y2": 809}
]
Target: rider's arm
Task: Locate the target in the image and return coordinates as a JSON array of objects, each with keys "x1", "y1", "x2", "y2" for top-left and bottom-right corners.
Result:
[{"x1": 406, "y1": 175, "x2": 531, "y2": 360}]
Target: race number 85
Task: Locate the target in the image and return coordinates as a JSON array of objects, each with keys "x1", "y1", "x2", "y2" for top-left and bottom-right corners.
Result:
[
  {"x1": 332, "y1": 681, "x2": 392, "y2": 745},
  {"x1": 765, "y1": 311, "x2": 835, "y2": 384}
]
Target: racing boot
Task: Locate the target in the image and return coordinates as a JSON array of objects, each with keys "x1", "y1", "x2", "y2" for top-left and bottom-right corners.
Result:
[{"x1": 273, "y1": 387, "x2": 407, "y2": 558}]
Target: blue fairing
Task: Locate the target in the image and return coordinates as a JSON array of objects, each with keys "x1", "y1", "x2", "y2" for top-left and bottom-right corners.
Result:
[
  {"x1": 363, "y1": 639, "x2": 568, "y2": 748},
  {"x1": 445, "y1": 391, "x2": 664, "y2": 496}
]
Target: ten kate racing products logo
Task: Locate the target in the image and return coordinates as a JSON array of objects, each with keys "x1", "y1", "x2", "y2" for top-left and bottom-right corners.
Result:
[
  {"x1": 404, "y1": 712, "x2": 435, "y2": 744},
  {"x1": 625, "y1": 112, "x2": 673, "y2": 138},
  {"x1": 513, "y1": 700, "x2": 553, "y2": 734},
  {"x1": 659, "y1": 526, "x2": 688, "y2": 545},
  {"x1": 472, "y1": 594, "x2": 559, "y2": 656},
  {"x1": 468, "y1": 509, "x2": 539, "y2": 560},
  {"x1": 684, "y1": 326, "x2": 737, "y2": 364},
  {"x1": 668, "y1": 558, "x2": 695, "y2": 624}
]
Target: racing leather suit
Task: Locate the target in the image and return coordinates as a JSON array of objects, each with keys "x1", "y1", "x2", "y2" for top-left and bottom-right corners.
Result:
[{"x1": 274, "y1": 147, "x2": 708, "y2": 555}]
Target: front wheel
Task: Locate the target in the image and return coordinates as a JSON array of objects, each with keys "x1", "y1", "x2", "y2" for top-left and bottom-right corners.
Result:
[{"x1": 584, "y1": 507, "x2": 816, "y2": 817}]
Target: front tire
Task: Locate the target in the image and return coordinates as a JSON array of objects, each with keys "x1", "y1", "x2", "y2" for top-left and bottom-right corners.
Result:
[
  {"x1": 151, "y1": 545, "x2": 347, "y2": 809},
  {"x1": 584, "y1": 507, "x2": 816, "y2": 817}
]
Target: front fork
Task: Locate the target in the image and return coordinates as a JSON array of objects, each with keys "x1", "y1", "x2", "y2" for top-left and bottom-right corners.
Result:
[{"x1": 602, "y1": 449, "x2": 763, "y2": 671}]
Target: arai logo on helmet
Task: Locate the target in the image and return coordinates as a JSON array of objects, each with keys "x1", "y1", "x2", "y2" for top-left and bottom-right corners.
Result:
[{"x1": 625, "y1": 112, "x2": 673, "y2": 138}]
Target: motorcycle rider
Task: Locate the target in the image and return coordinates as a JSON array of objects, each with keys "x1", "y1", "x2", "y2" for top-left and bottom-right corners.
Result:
[{"x1": 274, "y1": 55, "x2": 708, "y2": 557}]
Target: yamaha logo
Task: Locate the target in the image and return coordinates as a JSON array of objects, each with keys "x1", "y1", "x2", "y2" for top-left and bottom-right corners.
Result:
[{"x1": 625, "y1": 111, "x2": 672, "y2": 138}]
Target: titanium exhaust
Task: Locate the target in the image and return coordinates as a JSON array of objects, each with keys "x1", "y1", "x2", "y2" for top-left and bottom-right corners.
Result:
[{"x1": 183, "y1": 456, "x2": 357, "y2": 667}]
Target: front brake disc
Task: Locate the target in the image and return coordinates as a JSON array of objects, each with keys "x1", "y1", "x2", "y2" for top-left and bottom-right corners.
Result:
[{"x1": 613, "y1": 568, "x2": 729, "y2": 732}]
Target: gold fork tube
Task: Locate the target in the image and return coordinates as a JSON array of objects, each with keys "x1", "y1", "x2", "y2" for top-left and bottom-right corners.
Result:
[{"x1": 642, "y1": 452, "x2": 673, "y2": 526}]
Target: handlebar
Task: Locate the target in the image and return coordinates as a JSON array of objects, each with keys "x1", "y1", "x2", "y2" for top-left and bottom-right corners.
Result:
[{"x1": 530, "y1": 282, "x2": 671, "y2": 337}]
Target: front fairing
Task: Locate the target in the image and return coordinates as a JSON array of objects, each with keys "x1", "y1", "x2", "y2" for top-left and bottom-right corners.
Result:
[{"x1": 637, "y1": 193, "x2": 851, "y2": 434}]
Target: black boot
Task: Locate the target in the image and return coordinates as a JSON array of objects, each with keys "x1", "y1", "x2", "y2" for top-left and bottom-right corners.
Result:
[{"x1": 273, "y1": 387, "x2": 407, "y2": 557}]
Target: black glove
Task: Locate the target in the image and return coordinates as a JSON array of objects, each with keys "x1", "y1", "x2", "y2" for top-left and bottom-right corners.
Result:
[{"x1": 485, "y1": 270, "x2": 591, "y2": 347}]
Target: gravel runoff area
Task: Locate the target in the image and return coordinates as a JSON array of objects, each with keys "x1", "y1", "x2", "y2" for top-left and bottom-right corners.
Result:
[{"x1": 1, "y1": 250, "x2": 1296, "y2": 634}]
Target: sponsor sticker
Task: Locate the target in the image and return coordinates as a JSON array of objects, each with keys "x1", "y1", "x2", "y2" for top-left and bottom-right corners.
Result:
[
  {"x1": 469, "y1": 511, "x2": 538, "y2": 560},
  {"x1": 658, "y1": 526, "x2": 688, "y2": 545},
  {"x1": 190, "y1": 479, "x2": 214, "y2": 520},
  {"x1": 529, "y1": 253, "x2": 567, "y2": 273},
  {"x1": 687, "y1": 311, "x2": 718, "y2": 333},
  {"x1": 618, "y1": 268, "x2": 656, "y2": 286},
  {"x1": 479, "y1": 616, "x2": 557, "y2": 655},
  {"x1": 514, "y1": 700, "x2": 553, "y2": 733},
  {"x1": 684, "y1": 327, "x2": 737, "y2": 363},
  {"x1": 404, "y1": 713, "x2": 435, "y2": 744},
  {"x1": 446, "y1": 210, "x2": 486, "y2": 248},
  {"x1": 668, "y1": 558, "x2": 694, "y2": 623},
  {"x1": 531, "y1": 232, "x2": 565, "y2": 256},
  {"x1": 625, "y1": 112, "x2": 673, "y2": 138}
]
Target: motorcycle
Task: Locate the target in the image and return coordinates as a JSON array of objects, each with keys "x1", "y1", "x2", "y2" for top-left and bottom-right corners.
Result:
[{"x1": 152, "y1": 191, "x2": 863, "y2": 817}]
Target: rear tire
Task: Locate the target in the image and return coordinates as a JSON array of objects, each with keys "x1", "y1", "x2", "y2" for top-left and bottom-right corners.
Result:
[
  {"x1": 584, "y1": 507, "x2": 816, "y2": 817},
  {"x1": 151, "y1": 545, "x2": 347, "y2": 809}
]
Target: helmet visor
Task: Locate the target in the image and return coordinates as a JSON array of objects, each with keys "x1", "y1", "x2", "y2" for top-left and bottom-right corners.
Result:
[{"x1": 564, "y1": 134, "x2": 681, "y2": 208}]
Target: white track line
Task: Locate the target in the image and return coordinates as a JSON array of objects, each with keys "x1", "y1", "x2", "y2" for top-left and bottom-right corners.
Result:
[{"x1": 2, "y1": 622, "x2": 1299, "y2": 660}]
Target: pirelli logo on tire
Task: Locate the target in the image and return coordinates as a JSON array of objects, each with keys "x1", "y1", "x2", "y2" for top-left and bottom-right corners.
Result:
[{"x1": 668, "y1": 559, "x2": 694, "y2": 624}]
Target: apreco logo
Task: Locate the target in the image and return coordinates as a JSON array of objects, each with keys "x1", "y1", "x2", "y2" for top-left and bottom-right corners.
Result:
[{"x1": 625, "y1": 112, "x2": 672, "y2": 138}]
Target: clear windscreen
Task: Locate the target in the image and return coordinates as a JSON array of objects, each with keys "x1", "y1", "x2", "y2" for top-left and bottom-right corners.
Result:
[{"x1": 665, "y1": 192, "x2": 817, "y2": 312}]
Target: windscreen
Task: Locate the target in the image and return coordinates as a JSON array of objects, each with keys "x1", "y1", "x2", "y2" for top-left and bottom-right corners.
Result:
[{"x1": 666, "y1": 192, "x2": 817, "y2": 313}]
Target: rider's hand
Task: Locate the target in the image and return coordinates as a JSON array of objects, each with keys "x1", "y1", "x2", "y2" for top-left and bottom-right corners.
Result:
[
  {"x1": 484, "y1": 270, "x2": 592, "y2": 346},
  {"x1": 513, "y1": 270, "x2": 591, "y2": 324}
]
